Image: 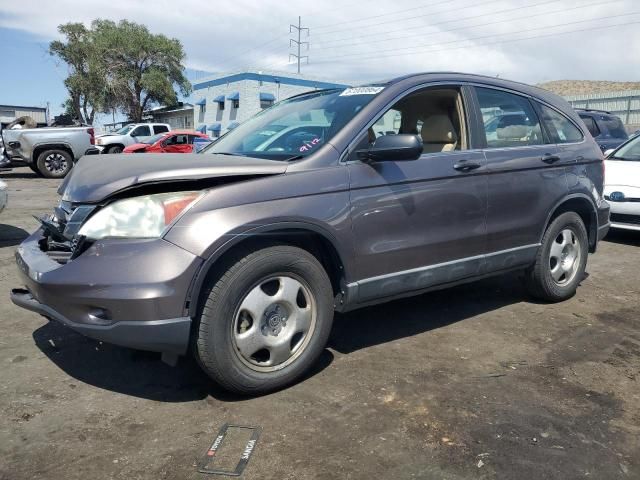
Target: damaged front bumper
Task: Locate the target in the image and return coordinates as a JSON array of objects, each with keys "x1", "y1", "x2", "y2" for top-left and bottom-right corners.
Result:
[{"x1": 10, "y1": 229, "x2": 203, "y2": 355}]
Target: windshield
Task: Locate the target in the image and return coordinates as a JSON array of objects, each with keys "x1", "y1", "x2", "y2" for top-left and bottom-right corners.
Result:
[
  {"x1": 611, "y1": 136, "x2": 640, "y2": 161},
  {"x1": 143, "y1": 133, "x2": 167, "y2": 145},
  {"x1": 202, "y1": 87, "x2": 383, "y2": 160},
  {"x1": 115, "y1": 125, "x2": 134, "y2": 135}
]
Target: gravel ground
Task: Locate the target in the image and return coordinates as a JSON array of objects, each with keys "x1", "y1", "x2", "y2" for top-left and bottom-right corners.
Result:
[{"x1": 0, "y1": 167, "x2": 638, "y2": 480}]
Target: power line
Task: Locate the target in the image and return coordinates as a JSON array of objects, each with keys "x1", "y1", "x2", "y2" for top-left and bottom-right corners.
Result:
[
  {"x1": 313, "y1": 0, "x2": 620, "y2": 50},
  {"x1": 312, "y1": 11, "x2": 639, "y2": 61},
  {"x1": 311, "y1": 0, "x2": 559, "y2": 44},
  {"x1": 310, "y1": 0, "x2": 461, "y2": 31},
  {"x1": 311, "y1": 16, "x2": 640, "y2": 65},
  {"x1": 202, "y1": 0, "x2": 377, "y2": 72}
]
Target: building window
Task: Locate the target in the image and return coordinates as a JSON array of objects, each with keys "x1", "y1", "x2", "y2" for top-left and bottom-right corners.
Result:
[
  {"x1": 218, "y1": 102, "x2": 225, "y2": 111},
  {"x1": 232, "y1": 100, "x2": 239, "y2": 109},
  {"x1": 260, "y1": 99, "x2": 273, "y2": 109}
]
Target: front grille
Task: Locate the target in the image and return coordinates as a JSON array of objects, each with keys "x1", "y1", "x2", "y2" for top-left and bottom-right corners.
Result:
[{"x1": 610, "y1": 213, "x2": 640, "y2": 225}]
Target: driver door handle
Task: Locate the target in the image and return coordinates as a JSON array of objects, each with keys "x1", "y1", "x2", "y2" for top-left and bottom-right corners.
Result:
[
  {"x1": 453, "y1": 161, "x2": 481, "y2": 172},
  {"x1": 541, "y1": 153, "x2": 561, "y2": 164}
]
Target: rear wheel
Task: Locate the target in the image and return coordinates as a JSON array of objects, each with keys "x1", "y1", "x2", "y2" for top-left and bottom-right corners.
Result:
[
  {"x1": 195, "y1": 245, "x2": 334, "y2": 395},
  {"x1": 524, "y1": 212, "x2": 588, "y2": 302},
  {"x1": 106, "y1": 145, "x2": 123, "y2": 154},
  {"x1": 36, "y1": 149, "x2": 72, "y2": 178}
]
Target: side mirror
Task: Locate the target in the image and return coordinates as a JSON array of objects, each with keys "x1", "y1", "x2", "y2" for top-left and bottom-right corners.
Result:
[
  {"x1": 357, "y1": 134, "x2": 423, "y2": 162},
  {"x1": 603, "y1": 148, "x2": 614, "y2": 157}
]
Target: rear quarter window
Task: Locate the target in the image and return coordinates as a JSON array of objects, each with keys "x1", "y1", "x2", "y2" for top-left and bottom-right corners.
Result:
[
  {"x1": 601, "y1": 116, "x2": 628, "y2": 139},
  {"x1": 538, "y1": 104, "x2": 584, "y2": 143}
]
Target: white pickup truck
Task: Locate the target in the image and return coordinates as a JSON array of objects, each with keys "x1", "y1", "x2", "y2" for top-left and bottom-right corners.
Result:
[
  {"x1": 95, "y1": 123, "x2": 171, "y2": 154},
  {"x1": 2, "y1": 126, "x2": 99, "y2": 178}
]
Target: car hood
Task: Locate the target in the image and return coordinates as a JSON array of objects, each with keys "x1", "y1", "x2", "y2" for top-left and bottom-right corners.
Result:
[
  {"x1": 124, "y1": 143, "x2": 148, "y2": 151},
  {"x1": 61, "y1": 153, "x2": 288, "y2": 203},
  {"x1": 605, "y1": 159, "x2": 640, "y2": 188}
]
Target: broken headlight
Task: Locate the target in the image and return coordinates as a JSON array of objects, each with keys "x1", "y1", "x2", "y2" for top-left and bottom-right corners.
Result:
[{"x1": 77, "y1": 191, "x2": 203, "y2": 240}]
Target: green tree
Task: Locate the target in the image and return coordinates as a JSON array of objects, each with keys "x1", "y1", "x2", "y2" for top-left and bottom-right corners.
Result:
[
  {"x1": 93, "y1": 19, "x2": 191, "y2": 122},
  {"x1": 50, "y1": 23, "x2": 108, "y2": 125},
  {"x1": 50, "y1": 20, "x2": 191, "y2": 124}
]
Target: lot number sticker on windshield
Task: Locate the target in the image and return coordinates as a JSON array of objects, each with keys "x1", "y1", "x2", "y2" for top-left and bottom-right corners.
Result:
[{"x1": 340, "y1": 87, "x2": 385, "y2": 96}]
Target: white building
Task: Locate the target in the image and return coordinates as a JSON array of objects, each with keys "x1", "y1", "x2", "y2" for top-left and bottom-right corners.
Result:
[
  {"x1": 0, "y1": 104, "x2": 48, "y2": 128},
  {"x1": 191, "y1": 70, "x2": 348, "y2": 137}
]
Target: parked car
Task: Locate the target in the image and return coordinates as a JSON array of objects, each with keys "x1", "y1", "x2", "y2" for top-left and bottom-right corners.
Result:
[
  {"x1": 11, "y1": 73, "x2": 609, "y2": 395},
  {"x1": 123, "y1": 131, "x2": 210, "y2": 154},
  {"x1": 1, "y1": 125, "x2": 98, "y2": 178},
  {"x1": 604, "y1": 134, "x2": 640, "y2": 231},
  {"x1": 0, "y1": 180, "x2": 7, "y2": 214},
  {"x1": 577, "y1": 109, "x2": 628, "y2": 152},
  {"x1": 95, "y1": 123, "x2": 171, "y2": 154}
]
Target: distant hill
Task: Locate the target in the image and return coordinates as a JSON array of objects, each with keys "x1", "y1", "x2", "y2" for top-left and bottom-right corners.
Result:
[{"x1": 538, "y1": 80, "x2": 640, "y2": 97}]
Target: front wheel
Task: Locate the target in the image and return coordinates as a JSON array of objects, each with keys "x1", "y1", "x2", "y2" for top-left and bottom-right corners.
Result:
[
  {"x1": 106, "y1": 145, "x2": 123, "y2": 154},
  {"x1": 524, "y1": 212, "x2": 588, "y2": 302},
  {"x1": 36, "y1": 149, "x2": 72, "y2": 178},
  {"x1": 195, "y1": 245, "x2": 334, "y2": 395}
]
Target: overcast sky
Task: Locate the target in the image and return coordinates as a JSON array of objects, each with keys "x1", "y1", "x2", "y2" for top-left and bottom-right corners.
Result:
[{"x1": 1, "y1": 0, "x2": 638, "y2": 118}]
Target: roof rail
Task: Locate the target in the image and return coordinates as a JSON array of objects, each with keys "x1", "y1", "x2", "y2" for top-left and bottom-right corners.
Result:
[{"x1": 575, "y1": 108, "x2": 612, "y2": 115}]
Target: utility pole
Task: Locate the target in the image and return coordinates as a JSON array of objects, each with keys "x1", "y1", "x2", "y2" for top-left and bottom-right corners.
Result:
[{"x1": 289, "y1": 16, "x2": 309, "y2": 73}]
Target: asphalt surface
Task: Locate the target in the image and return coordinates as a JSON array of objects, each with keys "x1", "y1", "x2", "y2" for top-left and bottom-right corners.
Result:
[{"x1": 0, "y1": 167, "x2": 638, "y2": 480}]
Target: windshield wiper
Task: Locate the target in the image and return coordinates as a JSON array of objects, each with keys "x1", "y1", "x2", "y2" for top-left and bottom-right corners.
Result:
[{"x1": 285, "y1": 155, "x2": 304, "y2": 162}]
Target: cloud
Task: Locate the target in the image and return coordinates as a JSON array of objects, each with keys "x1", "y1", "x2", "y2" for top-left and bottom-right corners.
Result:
[{"x1": 1, "y1": 0, "x2": 638, "y2": 85}]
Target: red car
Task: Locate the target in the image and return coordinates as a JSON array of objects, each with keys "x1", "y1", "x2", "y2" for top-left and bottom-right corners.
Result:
[{"x1": 123, "y1": 130, "x2": 211, "y2": 154}]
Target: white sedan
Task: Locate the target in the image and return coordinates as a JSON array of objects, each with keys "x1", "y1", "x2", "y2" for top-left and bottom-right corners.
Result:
[{"x1": 605, "y1": 135, "x2": 640, "y2": 231}]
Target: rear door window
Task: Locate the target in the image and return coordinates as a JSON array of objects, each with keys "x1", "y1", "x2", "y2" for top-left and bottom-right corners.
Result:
[
  {"x1": 537, "y1": 104, "x2": 584, "y2": 143},
  {"x1": 579, "y1": 115, "x2": 600, "y2": 137},
  {"x1": 476, "y1": 87, "x2": 544, "y2": 148},
  {"x1": 154, "y1": 125, "x2": 170, "y2": 134},
  {"x1": 131, "y1": 125, "x2": 151, "y2": 137}
]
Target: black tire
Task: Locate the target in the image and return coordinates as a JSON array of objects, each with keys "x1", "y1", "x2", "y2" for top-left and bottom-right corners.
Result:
[
  {"x1": 524, "y1": 212, "x2": 588, "y2": 302},
  {"x1": 36, "y1": 149, "x2": 72, "y2": 178},
  {"x1": 195, "y1": 245, "x2": 334, "y2": 395},
  {"x1": 106, "y1": 145, "x2": 123, "y2": 154}
]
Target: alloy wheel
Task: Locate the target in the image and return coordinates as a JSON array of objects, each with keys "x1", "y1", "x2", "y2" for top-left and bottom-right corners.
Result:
[
  {"x1": 44, "y1": 153, "x2": 68, "y2": 175},
  {"x1": 232, "y1": 275, "x2": 316, "y2": 372},
  {"x1": 549, "y1": 228, "x2": 581, "y2": 285}
]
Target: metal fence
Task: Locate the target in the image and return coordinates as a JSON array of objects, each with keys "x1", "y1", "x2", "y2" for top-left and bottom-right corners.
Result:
[{"x1": 564, "y1": 90, "x2": 640, "y2": 129}]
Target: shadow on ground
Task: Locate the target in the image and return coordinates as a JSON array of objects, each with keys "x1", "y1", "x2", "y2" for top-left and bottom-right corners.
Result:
[
  {"x1": 0, "y1": 224, "x2": 29, "y2": 247},
  {"x1": 0, "y1": 171, "x2": 39, "y2": 179},
  {"x1": 330, "y1": 272, "x2": 525, "y2": 354},
  {"x1": 32, "y1": 320, "x2": 334, "y2": 402},
  {"x1": 604, "y1": 229, "x2": 640, "y2": 247},
  {"x1": 32, "y1": 272, "x2": 526, "y2": 402}
]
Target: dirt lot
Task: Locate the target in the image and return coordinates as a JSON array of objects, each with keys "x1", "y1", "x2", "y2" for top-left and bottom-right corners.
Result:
[{"x1": 0, "y1": 167, "x2": 638, "y2": 480}]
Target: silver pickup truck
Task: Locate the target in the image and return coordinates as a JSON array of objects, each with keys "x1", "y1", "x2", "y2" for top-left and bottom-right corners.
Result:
[{"x1": 1, "y1": 126, "x2": 99, "y2": 178}]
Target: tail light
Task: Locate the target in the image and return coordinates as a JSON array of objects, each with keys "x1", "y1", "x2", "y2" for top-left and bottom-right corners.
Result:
[{"x1": 87, "y1": 128, "x2": 95, "y2": 145}]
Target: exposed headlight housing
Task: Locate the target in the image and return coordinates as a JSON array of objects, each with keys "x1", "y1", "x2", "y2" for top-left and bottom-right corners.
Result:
[
  {"x1": 78, "y1": 191, "x2": 203, "y2": 240},
  {"x1": 95, "y1": 138, "x2": 103, "y2": 145}
]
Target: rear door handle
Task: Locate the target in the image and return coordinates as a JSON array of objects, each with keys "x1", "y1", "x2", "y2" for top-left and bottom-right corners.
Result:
[
  {"x1": 453, "y1": 161, "x2": 481, "y2": 172},
  {"x1": 541, "y1": 153, "x2": 561, "y2": 164}
]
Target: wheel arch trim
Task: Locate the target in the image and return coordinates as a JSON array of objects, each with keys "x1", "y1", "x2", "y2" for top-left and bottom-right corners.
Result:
[
  {"x1": 185, "y1": 220, "x2": 351, "y2": 319},
  {"x1": 541, "y1": 193, "x2": 599, "y2": 250}
]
